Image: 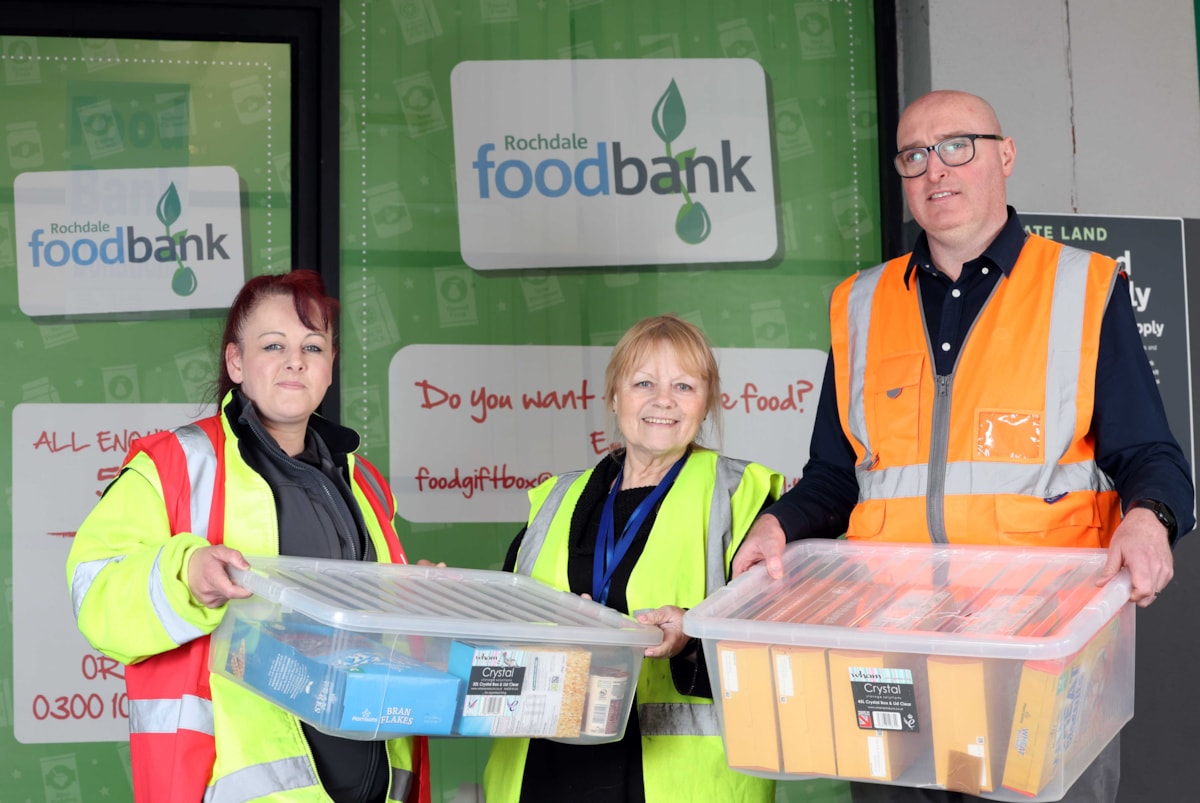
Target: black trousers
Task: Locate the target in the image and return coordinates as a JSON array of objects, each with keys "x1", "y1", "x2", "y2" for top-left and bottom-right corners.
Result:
[{"x1": 849, "y1": 734, "x2": 1120, "y2": 803}]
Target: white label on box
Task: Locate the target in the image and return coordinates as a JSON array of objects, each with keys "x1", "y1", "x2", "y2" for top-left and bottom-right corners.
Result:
[
  {"x1": 721, "y1": 649, "x2": 740, "y2": 694},
  {"x1": 774, "y1": 654, "x2": 795, "y2": 699},
  {"x1": 868, "y1": 734, "x2": 886, "y2": 778},
  {"x1": 583, "y1": 670, "x2": 628, "y2": 736},
  {"x1": 969, "y1": 739, "x2": 988, "y2": 787},
  {"x1": 458, "y1": 646, "x2": 572, "y2": 736}
]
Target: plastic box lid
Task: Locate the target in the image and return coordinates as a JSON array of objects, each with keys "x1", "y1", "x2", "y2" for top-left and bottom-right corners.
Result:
[
  {"x1": 228, "y1": 554, "x2": 663, "y2": 648},
  {"x1": 683, "y1": 539, "x2": 1131, "y2": 660}
]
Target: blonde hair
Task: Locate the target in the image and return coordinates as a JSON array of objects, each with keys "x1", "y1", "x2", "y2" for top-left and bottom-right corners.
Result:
[{"x1": 604, "y1": 314, "x2": 723, "y2": 450}]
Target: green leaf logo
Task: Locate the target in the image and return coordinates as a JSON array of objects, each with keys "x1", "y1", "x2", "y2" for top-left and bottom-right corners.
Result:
[
  {"x1": 156, "y1": 183, "x2": 181, "y2": 227},
  {"x1": 155, "y1": 181, "x2": 199, "y2": 296},
  {"x1": 172, "y1": 267, "x2": 197, "y2": 295},
  {"x1": 676, "y1": 200, "x2": 711, "y2": 244},
  {"x1": 652, "y1": 80, "x2": 686, "y2": 145}
]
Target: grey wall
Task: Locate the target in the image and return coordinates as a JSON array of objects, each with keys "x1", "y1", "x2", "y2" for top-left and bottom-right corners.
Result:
[
  {"x1": 893, "y1": 2, "x2": 1200, "y2": 801},
  {"x1": 896, "y1": 0, "x2": 1200, "y2": 218}
]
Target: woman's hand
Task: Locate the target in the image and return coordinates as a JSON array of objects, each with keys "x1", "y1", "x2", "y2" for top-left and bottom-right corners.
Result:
[
  {"x1": 415, "y1": 558, "x2": 446, "y2": 567},
  {"x1": 186, "y1": 545, "x2": 253, "y2": 609},
  {"x1": 636, "y1": 605, "x2": 688, "y2": 659}
]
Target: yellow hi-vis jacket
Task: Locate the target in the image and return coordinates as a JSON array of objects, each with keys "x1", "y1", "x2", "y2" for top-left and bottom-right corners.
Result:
[
  {"x1": 483, "y1": 450, "x2": 782, "y2": 803},
  {"x1": 67, "y1": 404, "x2": 426, "y2": 803},
  {"x1": 830, "y1": 234, "x2": 1122, "y2": 546}
]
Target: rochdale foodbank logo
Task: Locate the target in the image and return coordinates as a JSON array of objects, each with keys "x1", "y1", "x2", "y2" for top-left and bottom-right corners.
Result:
[
  {"x1": 451, "y1": 59, "x2": 777, "y2": 270},
  {"x1": 14, "y1": 166, "x2": 246, "y2": 317}
]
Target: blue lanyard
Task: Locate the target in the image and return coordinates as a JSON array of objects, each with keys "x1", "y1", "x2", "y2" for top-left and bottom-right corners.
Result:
[{"x1": 591, "y1": 453, "x2": 688, "y2": 606}]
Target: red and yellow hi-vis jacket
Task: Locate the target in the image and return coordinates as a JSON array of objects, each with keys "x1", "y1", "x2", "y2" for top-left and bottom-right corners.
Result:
[{"x1": 68, "y1": 402, "x2": 429, "y2": 803}]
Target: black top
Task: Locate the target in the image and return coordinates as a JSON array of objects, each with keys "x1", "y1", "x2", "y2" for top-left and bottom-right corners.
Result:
[
  {"x1": 225, "y1": 391, "x2": 388, "y2": 803},
  {"x1": 502, "y1": 452, "x2": 710, "y2": 803}
]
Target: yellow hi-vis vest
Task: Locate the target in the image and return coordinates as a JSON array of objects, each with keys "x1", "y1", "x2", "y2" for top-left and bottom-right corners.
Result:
[
  {"x1": 830, "y1": 234, "x2": 1122, "y2": 546},
  {"x1": 483, "y1": 450, "x2": 782, "y2": 803},
  {"x1": 68, "y1": 405, "x2": 425, "y2": 803}
]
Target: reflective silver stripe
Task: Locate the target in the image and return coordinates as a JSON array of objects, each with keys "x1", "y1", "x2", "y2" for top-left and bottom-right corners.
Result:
[
  {"x1": 128, "y1": 694, "x2": 214, "y2": 735},
  {"x1": 388, "y1": 768, "x2": 413, "y2": 802},
  {"x1": 147, "y1": 546, "x2": 206, "y2": 645},
  {"x1": 175, "y1": 423, "x2": 218, "y2": 540},
  {"x1": 71, "y1": 556, "x2": 123, "y2": 620},
  {"x1": 858, "y1": 459, "x2": 1115, "y2": 501},
  {"x1": 639, "y1": 701, "x2": 720, "y2": 737},
  {"x1": 203, "y1": 756, "x2": 319, "y2": 803},
  {"x1": 1039, "y1": 245, "x2": 1091, "y2": 489},
  {"x1": 515, "y1": 471, "x2": 584, "y2": 577},
  {"x1": 143, "y1": 425, "x2": 215, "y2": 645},
  {"x1": 707, "y1": 457, "x2": 748, "y2": 595},
  {"x1": 355, "y1": 458, "x2": 389, "y2": 512},
  {"x1": 845, "y1": 264, "x2": 885, "y2": 468}
]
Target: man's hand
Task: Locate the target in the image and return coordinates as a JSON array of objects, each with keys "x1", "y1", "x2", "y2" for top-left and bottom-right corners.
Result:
[
  {"x1": 636, "y1": 605, "x2": 689, "y2": 659},
  {"x1": 731, "y1": 514, "x2": 787, "y2": 579},
  {"x1": 186, "y1": 545, "x2": 253, "y2": 609},
  {"x1": 1098, "y1": 506, "x2": 1174, "y2": 608}
]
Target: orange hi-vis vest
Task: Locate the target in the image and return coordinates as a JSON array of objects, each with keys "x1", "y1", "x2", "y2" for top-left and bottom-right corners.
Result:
[
  {"x1": 114, "y1": 413, "x2": 429, "y2": 802},
  {"x1": 829, "y1": 234, "x2": 1122, "y2": 547}
]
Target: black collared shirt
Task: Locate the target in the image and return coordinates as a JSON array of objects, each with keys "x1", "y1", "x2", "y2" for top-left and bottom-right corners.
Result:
[{"x1": 765, "y1": 207, "x2": 1195, "y2": 542}]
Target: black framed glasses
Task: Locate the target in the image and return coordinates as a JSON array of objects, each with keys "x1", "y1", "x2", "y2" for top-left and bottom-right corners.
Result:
[{"x1": 893, "y1": 134, "x2": 1004, "y2": 178}]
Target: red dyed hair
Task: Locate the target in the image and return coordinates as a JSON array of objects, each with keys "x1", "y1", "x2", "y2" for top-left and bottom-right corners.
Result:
[{"x1": 215, "y1": 270, "x2": 339, "y2": 403}]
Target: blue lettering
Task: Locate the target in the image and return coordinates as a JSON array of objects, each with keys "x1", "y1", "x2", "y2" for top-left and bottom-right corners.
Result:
[
  {"x1": 468, "y1": 139, "x2": 752, "y2": 199},
  {"x1": 474, "y1": 143, "x2": 496, "y2": 199},
  {"x1": 27, "y1": 228, "x2": 44, "y2": 267},
  {"x1": 45, "y1": 239, "x2": 70, "y2": 267},
  {"x1": 534, "y1": 158, "x2": 571, "y2": 197},
  {"x1": 72, "y1": 238, "x2": 98, "y2": 265},
  {"x1": 575, "y1": 142, "x2": 608, "y2": 196},
  {"x1": 496, "y1": 159, "x2": 532, "y2": 198},
  {"x1": 26, "y1": 224, "x2": 228, "y2": 268}
]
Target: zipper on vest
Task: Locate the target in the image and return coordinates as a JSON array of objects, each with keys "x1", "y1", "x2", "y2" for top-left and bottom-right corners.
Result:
[{"x1": 926, "y1": 373, "x2": 953, "y2": 544}]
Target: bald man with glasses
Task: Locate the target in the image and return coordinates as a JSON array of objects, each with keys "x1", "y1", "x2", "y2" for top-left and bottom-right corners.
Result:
[{"x1": 732, "y1": 90, "x2": 1193, "y2": 803}]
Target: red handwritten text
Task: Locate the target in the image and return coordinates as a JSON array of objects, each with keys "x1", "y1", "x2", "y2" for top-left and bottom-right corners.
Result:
[
  {"x1": 33, "y1": 431, "x2": 89, "y2": 452},
  {"x1": 96, "y1": 428, "x2": 162, "y2": 453},
  {"x1": 416, "y1": 379, "x2": 598, "y2": 424},
  {"x1": 32, "y1": 428, "x2": 165, "y2": 454},
  {"x1": 415, "y1": 379, "x2": 462, "y2": 410},
  {"x1": 722, "y1": 380, "x2": 814, "y2": 414},
  {"x1": 469, "y1": 386, "x2": 513, "y2": 423},
  {"x1": 31, "y1": 691, "x2": 128, "y2": 721},
  {"x1": 522, "y1": 379, "x2": 597, "y2": 411},
  {"x1": 414, "y1": 465, "x2": 553, "y2": 499},
  {"x1": 82, "y1": 652, "x2": 126, "y2": 681}
]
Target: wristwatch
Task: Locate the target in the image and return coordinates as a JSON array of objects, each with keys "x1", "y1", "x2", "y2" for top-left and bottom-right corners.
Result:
[{"x1": 1129, "y1": 498, "x2": 1178, "y2": 545}]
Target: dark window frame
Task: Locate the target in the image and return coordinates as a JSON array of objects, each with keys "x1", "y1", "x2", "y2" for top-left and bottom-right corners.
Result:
[{"x1": 0, "y1": 0, "x2": 343, "y2": 417}]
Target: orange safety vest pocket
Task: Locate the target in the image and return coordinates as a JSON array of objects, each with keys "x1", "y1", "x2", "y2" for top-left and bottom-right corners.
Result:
[
  {"x1": 846, "y1": 497, "x2": 887, "y2": 540},
  {"x1": 867, "y1": 351, "x2": 925, "y2": 467},
  {"x1": 975, "y1": 409, "x2": 1044, "y2": 462},
  {"x1": 993, "y1": 493, "x2": 1104, "y2": 548}
]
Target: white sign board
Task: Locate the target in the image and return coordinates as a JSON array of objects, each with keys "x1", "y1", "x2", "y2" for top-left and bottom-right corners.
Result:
[
  {"x1": 12, "y1": 403, "x2": 205, "y2": 743},
  {"x1": 451, "y1": 59, "x2": 777, "y2": 269},
  {"x1": 390, "y1": 345, "x2": 825, "y2": 522},
  {"x1": 14, "y1": 166, "x2": 245, "y2": 317}
]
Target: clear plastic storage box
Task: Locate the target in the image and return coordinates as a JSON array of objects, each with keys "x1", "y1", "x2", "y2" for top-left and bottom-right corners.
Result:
[
  {"x1": 210, "y1": 555, "x2": 661, "y2": 742},
  {"x1": 682, "y1": 540, "x2": 1134, "y2": 802}
]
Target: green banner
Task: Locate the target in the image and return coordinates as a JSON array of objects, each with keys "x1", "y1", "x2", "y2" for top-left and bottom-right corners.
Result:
[{"x1": 2, "y1": 2, "x2": 878, "y2": 800}]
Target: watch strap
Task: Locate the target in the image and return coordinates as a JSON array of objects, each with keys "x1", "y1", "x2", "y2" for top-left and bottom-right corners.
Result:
[{"x1": 1129, "y1": 498, "x2": 1177, "y2": 545}]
